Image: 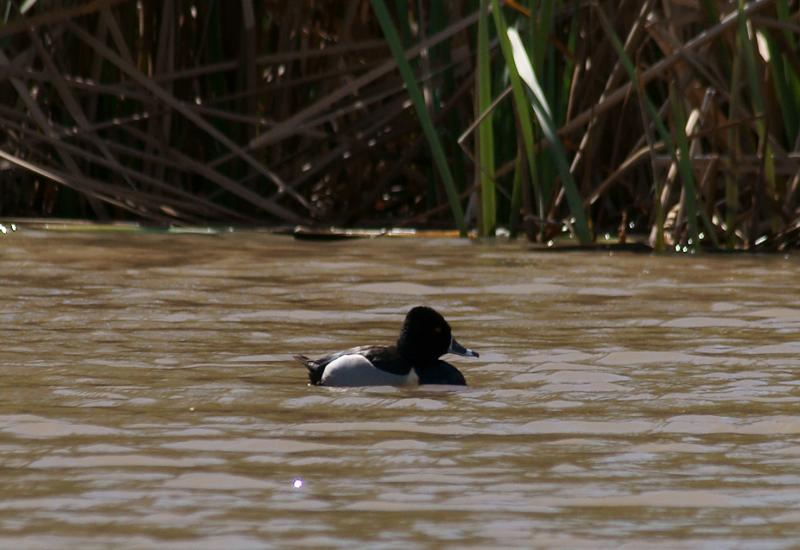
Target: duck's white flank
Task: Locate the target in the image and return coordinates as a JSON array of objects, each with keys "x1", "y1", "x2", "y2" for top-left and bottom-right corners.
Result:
[{"x1": 320, "y1": 354, "x2": 419, "y2": 387}]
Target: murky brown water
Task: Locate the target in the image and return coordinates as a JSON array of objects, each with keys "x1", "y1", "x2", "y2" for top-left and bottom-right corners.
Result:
[{"x1": 2, "y1": 227, "x2": 800, "y2": 548}]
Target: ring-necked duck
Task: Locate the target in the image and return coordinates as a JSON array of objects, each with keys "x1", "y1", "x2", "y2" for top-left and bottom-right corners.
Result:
[{"x1": 294, "y1": 306, "x2": 478, "y2": 387}]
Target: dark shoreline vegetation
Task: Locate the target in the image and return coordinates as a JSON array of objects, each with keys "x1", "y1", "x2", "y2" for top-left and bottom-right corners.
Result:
[
  {"x1": 0, "y1": 1, "x2": 798, "y2": 251},
  {"x1": 3, "y1": 217, "x2": 797, "y2": 257}
]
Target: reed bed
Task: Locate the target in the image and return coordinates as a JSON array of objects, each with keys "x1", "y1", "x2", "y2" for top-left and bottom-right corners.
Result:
[{"x1": 0, "y1": 0, "x2": 798, "y2": 250}]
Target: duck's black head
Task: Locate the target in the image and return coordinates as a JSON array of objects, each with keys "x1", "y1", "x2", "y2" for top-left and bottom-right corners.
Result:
[{"x1": 396, "y1": 306, "x2": 478, "y2": 364}]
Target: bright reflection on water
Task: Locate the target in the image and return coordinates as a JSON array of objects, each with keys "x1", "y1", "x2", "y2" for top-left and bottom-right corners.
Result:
[{"x1": 2, "y1": 229, "x2": 800, "y2": 548}]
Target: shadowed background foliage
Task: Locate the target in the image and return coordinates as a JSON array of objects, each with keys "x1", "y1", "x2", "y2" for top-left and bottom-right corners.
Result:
[{"x1": 0, "y1": 0, "x2": 798, "y2": 250}]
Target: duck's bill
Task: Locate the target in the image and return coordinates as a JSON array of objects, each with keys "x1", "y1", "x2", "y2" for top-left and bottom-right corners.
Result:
[{"x1": 448, "y1": 337, "x2": 479, "y2": 358}]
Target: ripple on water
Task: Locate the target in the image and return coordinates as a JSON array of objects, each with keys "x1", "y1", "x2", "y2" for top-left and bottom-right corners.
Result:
[
  {"x1": 163, "y1": 473, "x2": 273, "y2": 491},
  {"x1": 0, "y1": 415, "x2": 122, "y2": 439},
  {"x1": 162, "y1": 438, "x2": 340, "y2": 453}
]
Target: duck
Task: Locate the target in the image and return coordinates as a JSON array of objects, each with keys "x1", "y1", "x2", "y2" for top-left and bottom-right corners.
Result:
[{"x1": 294, "y1": 306, "x2": 478, "y2": 387}]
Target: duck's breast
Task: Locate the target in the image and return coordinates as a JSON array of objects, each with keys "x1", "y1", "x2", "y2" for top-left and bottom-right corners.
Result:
[{"x1": 417, "y1": 361, "x2": 467, "y2": 385}]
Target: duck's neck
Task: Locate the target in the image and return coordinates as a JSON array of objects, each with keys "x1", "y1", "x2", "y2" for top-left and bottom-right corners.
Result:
[{"x1": 396, "y1": 338, "x2": 437, "y2": 366}]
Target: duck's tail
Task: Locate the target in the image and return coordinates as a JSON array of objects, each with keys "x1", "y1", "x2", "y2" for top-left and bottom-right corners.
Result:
[{"x1": 293, "y1": 355, "x2": 324, "y2": 385}]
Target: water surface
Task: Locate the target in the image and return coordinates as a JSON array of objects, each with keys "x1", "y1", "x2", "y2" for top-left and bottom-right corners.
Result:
[{"x1": 2, "y1": 229, "x2": 799, "y2": 548}]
